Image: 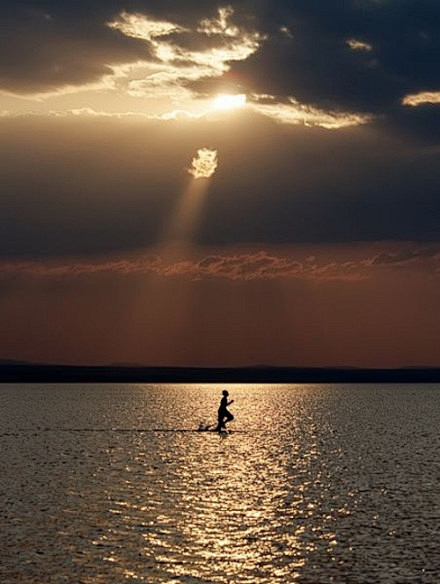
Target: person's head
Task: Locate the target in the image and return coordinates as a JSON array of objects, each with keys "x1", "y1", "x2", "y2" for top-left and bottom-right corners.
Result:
[{"x1": 222, "y1": 390, "x2": 229, "y2": 396}]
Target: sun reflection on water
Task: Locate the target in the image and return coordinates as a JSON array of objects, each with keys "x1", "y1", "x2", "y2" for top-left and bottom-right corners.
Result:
[
  {"x1": 4, "y1": 383, "x2": 440, "y2": 582},
  {"x1": 84, "y1": 385, "x2": 351, "y2": 582}
]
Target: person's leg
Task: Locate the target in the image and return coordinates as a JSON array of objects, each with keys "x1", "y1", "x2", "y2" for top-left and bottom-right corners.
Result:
[
  {"x1": 220, "y1": 410, "x2": 233, "y2": 430},
  {"x1": 215, "y1": 411, "x2": 224, "y2": 431}
]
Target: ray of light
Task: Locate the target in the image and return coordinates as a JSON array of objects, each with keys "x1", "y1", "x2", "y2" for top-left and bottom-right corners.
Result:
[
  {"x1": 163, "y1": 176, "x2": 211, "y2": 247},
  {"x1": 127, "y1": 170, "x2": 214, "y2": 365}
]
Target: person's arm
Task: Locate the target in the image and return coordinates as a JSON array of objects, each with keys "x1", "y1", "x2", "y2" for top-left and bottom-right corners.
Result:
[{"x1": 228, "y1": 399, "x2": 234, "y2": 405}]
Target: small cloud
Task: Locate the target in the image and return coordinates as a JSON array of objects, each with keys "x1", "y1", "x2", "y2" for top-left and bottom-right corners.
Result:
[
  {"x1": 155, "y1": 110, "x2": 202, "y2": 121},
  {"x1": 367, "y1": 247, "x2": 440, "y2": 266},
  {"x1": 402, "y1": 91, "x2": 440, "y2": 106},
  {"x1": 346, "y1": 38, "x2": 373, "y2": 52},
  {"x1": 280, "y1": 26, "x2": 293, "y2": 39},
  {"x1": 249, "y1": 95, "x2": 371, "y2": 129},
  {"x1": 197, "y1": 6, "x2": 238, "y2": 37},
  {"x1": 188, "y1": 148, "x2": 218, "y2": 179},
  {"x1": 108, "y1": 11, "x2": 185, "y2": 42}
]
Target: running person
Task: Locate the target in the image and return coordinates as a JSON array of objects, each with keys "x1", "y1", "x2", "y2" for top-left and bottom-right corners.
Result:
[{"x1": 215, "y1": 389, "x2": 234, "y2": 431}]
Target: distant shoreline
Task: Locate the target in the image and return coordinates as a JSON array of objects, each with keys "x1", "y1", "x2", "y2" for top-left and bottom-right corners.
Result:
[{"x1": 1, "y1": 364, "x2": 440, "y2": 383}]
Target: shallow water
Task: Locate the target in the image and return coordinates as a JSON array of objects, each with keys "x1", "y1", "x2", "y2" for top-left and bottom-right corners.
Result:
[{"x1": 1, "y1": 383, "x2": 440, "y2": 583}]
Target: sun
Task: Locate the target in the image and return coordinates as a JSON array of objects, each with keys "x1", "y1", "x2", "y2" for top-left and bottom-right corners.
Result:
[{"x1": 213, "y1": 93, "x2": 246, "y2": 111}]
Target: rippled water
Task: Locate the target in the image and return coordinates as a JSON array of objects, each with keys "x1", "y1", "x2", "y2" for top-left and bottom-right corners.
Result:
[{"x1": 1, "y1": 384, "x2": 440, "y2": 583}]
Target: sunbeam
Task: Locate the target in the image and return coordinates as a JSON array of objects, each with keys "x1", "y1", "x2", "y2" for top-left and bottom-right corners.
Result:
[{"x1": 165, "y1": 177, "x2": 211, "y2": 245}]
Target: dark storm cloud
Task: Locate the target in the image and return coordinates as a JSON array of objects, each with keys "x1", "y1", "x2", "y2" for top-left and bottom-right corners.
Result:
[
  {"x1": 1, "y1": 112, "x2": 440, "y2": 257},
  {"x1": 2, "y1": 1, "x2": 440, "y2": 124},
  {"x1": 147, "y1": 0, "x2": 440, "y2": 126},
  {"x1": 229, "y1": 0, "x2": 440, "y2": 111},
  {"x1": 193, "y1": 0, "x2": 440, "y2": 140}
]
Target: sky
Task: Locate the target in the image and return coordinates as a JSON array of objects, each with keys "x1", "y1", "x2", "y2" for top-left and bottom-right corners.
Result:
[{"x1": 1, "y1": 0, "x2": 440, "y2": 367}]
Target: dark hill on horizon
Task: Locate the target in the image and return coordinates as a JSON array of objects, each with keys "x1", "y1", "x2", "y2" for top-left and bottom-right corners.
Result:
[{"x1": 1, "y1": 361, "x2": 440, "y2": 383}]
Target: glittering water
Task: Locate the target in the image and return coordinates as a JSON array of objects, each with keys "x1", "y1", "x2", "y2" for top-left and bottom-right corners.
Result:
[{"x1": 1, "y1": 384, "x2": 440, "y2": 583}]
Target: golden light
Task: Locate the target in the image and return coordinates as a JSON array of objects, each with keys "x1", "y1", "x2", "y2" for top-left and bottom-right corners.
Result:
[
  {"x1": 402, "y1": 91, "x2": 440, "y2": 106},
  {"x1": 346, "y1": 38, "x2": 373, "y2": 52},
  {"x1": 212, "y1": 93, "x2": 246, "y2": 111},
  {"x1": 161, "y1": 148, "x2": 218, "y2": 244},
  {"x1": 188, "y1": 148, "x2": 218, "y2": 179}
]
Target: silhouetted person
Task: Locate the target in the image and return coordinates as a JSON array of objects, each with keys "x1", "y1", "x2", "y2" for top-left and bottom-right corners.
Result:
[{"x1": 215, "y1": 389, "x2": 234, "y2": 431}]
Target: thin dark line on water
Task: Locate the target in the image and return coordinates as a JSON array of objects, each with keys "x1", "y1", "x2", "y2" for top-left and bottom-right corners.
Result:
[
  {"x1": 152, "y1": 428, "x2": 248, "y2": 434},
  {"x1": 0, "y1": 428, "x2": 249, "y2": 435}
]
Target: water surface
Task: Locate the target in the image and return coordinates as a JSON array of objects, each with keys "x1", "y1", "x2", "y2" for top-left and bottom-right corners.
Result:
[{"x1": 1, "y1": 383, "x2": 440, "y2": 583}]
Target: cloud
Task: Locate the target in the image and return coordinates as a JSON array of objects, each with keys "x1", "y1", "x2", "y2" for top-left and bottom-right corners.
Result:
[
  {"x1": 248, "y1": 95, "x2": 371, "y2": 129},
  {"x1": 181, "y1": 252, "x2": 365, "y2": 281},
  {"x1": 105, "y1": 7, "x2": 263, "y2": 108},
  {"x1": 3, "y1": 1, "x2": 440, "y2": 137},
  {"x1": 403, "y1": 92, "x2": 440, "y2": 106},
  {"x1": 226, "y1": 0, "x2": 440, "y2": 139},
  {"x1": 368, "y1": 247, "x2": 440, "y2": 266},
  {"x1": 0, "y1": 3, "x2": 150, "y2": 94},
  {"x1": 0, "y1": 251, "x2": 361, "y2": 282},
  {"x1": 107, "y1": 11, "x2": 185, "y2": 41},
  {"x1": 0, "y1": 255, "x2": 161, "y2": 278},
  {"x1": 346, "y1": 39, "x2": 373, "y2": 52},
  {"x1": 3, "y1": 245, "x2": 438, "y2": 284},
  {"x1": 0, "y1": 4, "x2": 263, "y2": 101},
  {"x1": 188, "y1": 148, "x2": 218, "y2": 178}
]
